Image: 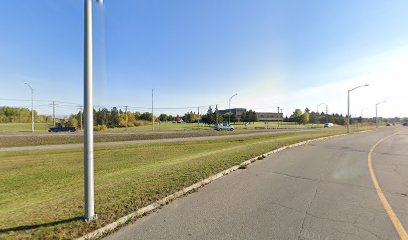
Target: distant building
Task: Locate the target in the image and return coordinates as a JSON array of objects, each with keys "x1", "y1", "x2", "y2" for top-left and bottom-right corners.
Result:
[
  {"x1": 218, "y1": 108, "x2": 283, "y2": 122},
  {"x1": 218, "y1": 108, "x2": 246, "y2": 119},
  {"x1": 255, "y1": 112, "x2": 283, "y2": 122}
]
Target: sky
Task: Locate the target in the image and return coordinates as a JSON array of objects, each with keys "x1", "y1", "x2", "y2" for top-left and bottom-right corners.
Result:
[{"x1": 0, "y1": 0, "x2": 407, "y2": 118}]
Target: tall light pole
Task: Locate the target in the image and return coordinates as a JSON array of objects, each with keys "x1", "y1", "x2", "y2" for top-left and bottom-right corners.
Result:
[
  {"x1": 228, "y1": 93, "x2": 237, "y2": 124},
  {"x1": 325, "y1": 105, "x2": 329, "y2": 123},
  {"x1": 78, "y1": 105, "x2": 84, "y2": 131},
  {"x1": 51, "y1": 101, "x2": 56, "y2": 127},
  {"x1": 317, "y1": 102, "x2": 325, "y2": 115},
  {"x1": 347, "y1": 84, "x2": 369, "y2": 133},
  {"x1": 375, "y1": 101, "x2": 386, "y2": 129},
  {"x1": 24, "y1": 82, "x2": 34, "y2": 132},
  {"x1": 216, "y1": 104, "x2": 219, "y2": 125},
  {"x1": 83, "y1": 0, "x2": 103, "y2": 222},
  {"x1": 124, "y1": 106, "x2": 128, "y2": 131}
]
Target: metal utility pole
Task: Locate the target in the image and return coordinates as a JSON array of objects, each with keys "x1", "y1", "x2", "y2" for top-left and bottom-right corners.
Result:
[
  {"x1": 277, "y1": 107, "x2": 280, "y2": 128},
  {"x1": 24, "y1": 82, "x2": 34, "y2": 132},
  {"x1": 228, "y1": 93, "x2": 237, "y2": 124},
  {"x1": 83, "y1": 0, "x2": 103, "y2": 222},
  {"x1": 216, "y1": 104, "x2": 219, "y2": 125},
  {"x1": 124, "y1": 106, "x2": 128, "y2": 130},
  {"x1": 52, "y1": 101, "x2": 56, "y2": 127},
  {"x1": 79, "y1": 105, "x2": 84, "y2": 131},
  {"x1": 197, "y1": 106, "x2": 200, "y2": 129},
  {"x1": 375, "y1": 101, "x2": 386, "y2": 129},
  {"x1": 152, "y1": 89, "x2": 154, "y2": 131},
  {"x1": 347, "y1": 84, "x2": 369, "y2": 133}
]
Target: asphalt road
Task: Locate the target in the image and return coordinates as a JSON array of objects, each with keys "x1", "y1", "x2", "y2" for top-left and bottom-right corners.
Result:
[
  {"x1": 105, "y1": 128, "x2": 408, "y2": 240},
  {"x1": 0, "y1": 129, "x2": 311, "y2": 152}
]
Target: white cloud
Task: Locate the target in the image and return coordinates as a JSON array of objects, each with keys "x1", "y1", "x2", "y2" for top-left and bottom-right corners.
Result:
[{"x1": 234, "y1": 46, "x2": 408, "y2": 118}]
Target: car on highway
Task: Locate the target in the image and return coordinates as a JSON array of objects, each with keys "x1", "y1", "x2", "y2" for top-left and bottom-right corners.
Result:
[
  {"x1": 48, "y1": 126, "x2": 77, "y2": 133},
  {"x1": 215, "y1": 122, "x2": 234, "y2": 131},
  {"x1": 324, "y1": 123, "x2": 334, "y2": 128}
]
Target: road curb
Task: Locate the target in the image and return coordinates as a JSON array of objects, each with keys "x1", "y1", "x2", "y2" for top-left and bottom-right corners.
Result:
[{"x1": 76, "y1": 130, "x2": 371, "y2": 240}]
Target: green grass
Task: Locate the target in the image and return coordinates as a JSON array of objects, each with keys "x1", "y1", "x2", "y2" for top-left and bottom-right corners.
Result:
[
  {"x1": 0, "y1": 123, "x2": 51, "y2": 133},
  {"x1": 0, "y1": 128, "x2": 366, "y2": 239},
  {"x1": 0, "y1": 129, "x2": 289, "y2": 148},
  {"x1": 107, "y1": 122, "x2": 214, "y2": 132},
  {"x1": 0, "y1": 122, "x2": 213, "y2": 133}
]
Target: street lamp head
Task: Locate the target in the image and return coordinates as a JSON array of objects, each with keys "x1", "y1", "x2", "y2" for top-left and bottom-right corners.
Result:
[
  {"x1": 229, "y1": 93, "x2": 238, "y2": 101},
  {"x1": 349, "y1": 84, "x2": 369, "y2": 92},
  {"x1": 96, "y1": 0, "x2": 104, "y2": 4},
  {"x1": 24, "y1": 82, "x2": 33, "y2": 92}
]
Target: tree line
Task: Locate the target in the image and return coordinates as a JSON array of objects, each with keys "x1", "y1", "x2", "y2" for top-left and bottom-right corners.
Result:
[
  {"x1": 0, "y1": 106, "x2": 49, "y2": 123},
  {"x1": 285, "y1": 108, "x2": 385, "y2": 125},
  {"x1": 2, "y1": 106, "x2": 404, "y2": 129}
]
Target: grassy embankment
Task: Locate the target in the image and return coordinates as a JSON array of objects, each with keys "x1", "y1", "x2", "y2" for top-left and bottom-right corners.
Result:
[{"x1": 0, "y1": 127, "x2": 369, "y2": 239}]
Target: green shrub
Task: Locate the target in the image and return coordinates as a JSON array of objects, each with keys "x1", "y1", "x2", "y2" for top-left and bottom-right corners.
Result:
[
  {"x1": 134, "y1": 120, "x2": 149, "y2": 127},
  {"x1": 94, "y1": 124, "x2": 108, "y2": 131}
]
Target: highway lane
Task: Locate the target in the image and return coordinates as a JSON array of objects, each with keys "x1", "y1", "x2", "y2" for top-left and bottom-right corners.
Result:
[
  {"x1": 104, "y1": 128, "x2": 407, "y2": 240},
  {"x1": 0, "y1": 129, "x2": 313, "y2": 152}
]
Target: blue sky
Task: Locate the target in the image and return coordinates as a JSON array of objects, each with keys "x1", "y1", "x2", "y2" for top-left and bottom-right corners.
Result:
[{"x1": 0, "y1": 1, "x2": 407, "y2": 117}]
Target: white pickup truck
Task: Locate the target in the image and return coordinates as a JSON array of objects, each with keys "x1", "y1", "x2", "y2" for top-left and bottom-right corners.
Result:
[{"x1": 215, "y1": 122, "x2": 235, "y2": 131}]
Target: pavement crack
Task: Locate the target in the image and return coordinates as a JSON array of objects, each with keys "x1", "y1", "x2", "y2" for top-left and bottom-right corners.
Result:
[
  {"x1": 269, "y1": 171, "x2": 318, "y2": 182},
  {"x1": 268, "y1": 201, "x2": 304, "y2": 215},
  {"x1": 297, "y1": 184, "x2": 319, "y2": 240},
  {"x1": 305, "y1": 212, "x2": 355, "y2": 225},
  {"x1": 354, "y1": 225, "x2": 385, "y2": 240}
]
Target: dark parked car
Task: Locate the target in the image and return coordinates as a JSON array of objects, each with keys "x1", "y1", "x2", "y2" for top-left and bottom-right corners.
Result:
[
  {"x1": 403, "y1": 123, "x2": 408, "y2": 126},
  {"x1": 48, "y1": 126, "x2": 77, "y2": 132}
]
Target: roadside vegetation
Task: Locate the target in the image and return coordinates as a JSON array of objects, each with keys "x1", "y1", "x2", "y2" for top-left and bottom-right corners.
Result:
[
  {"x1": 1, "y1": 106, "x2": 396, "y2": 133},
  {"x1": 0, "y1": 128, "x2": 369, "y2": 239}
]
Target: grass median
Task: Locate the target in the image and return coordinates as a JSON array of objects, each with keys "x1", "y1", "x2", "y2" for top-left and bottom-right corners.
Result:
[
  {"x1": 0, "y1": 130, "x2": 262, "y2": 148},
  {"x1": 0, "y1": 128, "x2": 361, "y2": 239}
]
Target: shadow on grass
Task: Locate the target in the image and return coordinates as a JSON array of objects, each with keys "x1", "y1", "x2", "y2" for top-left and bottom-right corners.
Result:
[{"x1": 0, "y1": 216, "x2": 82, "y2": 233}]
